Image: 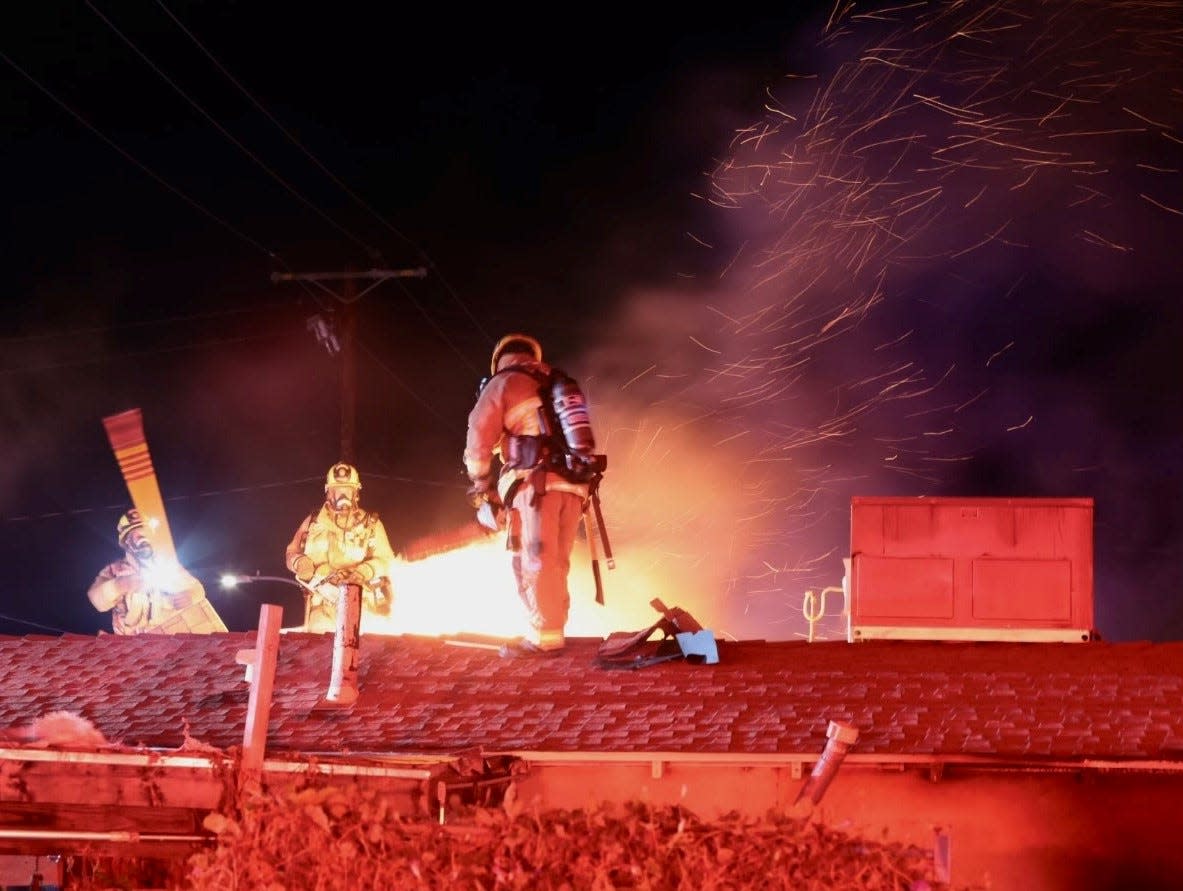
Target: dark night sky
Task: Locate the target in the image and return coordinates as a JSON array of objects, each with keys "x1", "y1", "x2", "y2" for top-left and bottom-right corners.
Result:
[{"x1": 2, "y1": 1, "x2": 1180, "y2": 642}]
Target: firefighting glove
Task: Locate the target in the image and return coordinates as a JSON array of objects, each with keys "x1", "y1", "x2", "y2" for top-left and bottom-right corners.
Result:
[
  {"x1": 325, "y1": 569, "x2": 352, "y2": 588},
  {"x1": 292, "y1": 555, "x2": 316, "y2": 583},
  {"x1": 476, "y1": 500, "x2": 505, "y2": 531},
  {"x1": 307, "y1": 564, "x2": 331, "y2": 588},
  {"x1": 367, "y1": 577, "x2": 394, "y2": 616},
  {"x1": 466, "y1": 473, "x2": 496, "y2": 508}
]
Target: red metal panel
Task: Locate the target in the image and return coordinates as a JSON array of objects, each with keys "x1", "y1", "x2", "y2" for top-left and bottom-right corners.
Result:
[
  {"x1": 853, "y1": 557, "x2": 954, "y2": 619},
  {"x1": 849, "y1": 497, "x2": 1095, "y2": 640},
  {"x1": 972, "y1": 558, "x2": 1073, "y2": 621}
]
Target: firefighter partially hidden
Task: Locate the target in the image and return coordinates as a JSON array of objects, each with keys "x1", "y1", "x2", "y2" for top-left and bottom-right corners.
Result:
[
  {"x1": 285, "y1": 463, "x2": 395, "y2": 705},
  {"x1": 87, "y1": 509, "x2": 205, "y2": 634}
]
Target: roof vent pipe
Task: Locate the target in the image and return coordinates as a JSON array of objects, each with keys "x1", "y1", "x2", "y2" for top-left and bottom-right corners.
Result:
[{"x1": 795, "y1": 720, "x2": 860, "y2": 805}]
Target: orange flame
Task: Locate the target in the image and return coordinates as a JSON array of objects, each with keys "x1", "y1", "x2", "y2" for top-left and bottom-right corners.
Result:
[{"x1": 358, "y1": 537, "x2": 714, "y2": 641}]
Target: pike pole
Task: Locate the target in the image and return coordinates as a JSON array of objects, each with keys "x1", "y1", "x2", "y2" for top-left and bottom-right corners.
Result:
[{"x1": 584, "y1": 471, "x2": 614, "y2": 605}]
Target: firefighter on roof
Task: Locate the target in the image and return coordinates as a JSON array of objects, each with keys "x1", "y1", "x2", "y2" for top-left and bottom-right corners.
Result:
[
  {"x1": 87, "y1": 509, "x2": 204, "y2": 634},
  {"x1": 286, "y1": 463, "x2": 395, "y2": 706},
  {"x1": 464, "y1": 333, "x2": 597, "y2": 657},
  {"x1": 285, "y1": 462, "x2": 395, "y2": 634}
]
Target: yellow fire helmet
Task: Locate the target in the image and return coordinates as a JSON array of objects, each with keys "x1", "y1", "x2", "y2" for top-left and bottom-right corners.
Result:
[
  {"x1": 325, "y1": 462, "x2": 361, "y2": 490},
  {"x1": 116, "y1": 509, "x2": 144, "y2": 546},
  {"x1": 490, "y1": 333, "x2": 542, "y2": 376}
]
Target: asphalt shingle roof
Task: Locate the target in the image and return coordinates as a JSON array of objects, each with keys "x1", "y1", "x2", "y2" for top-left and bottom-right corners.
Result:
[{"x1": 2, "y1": 631, "x2": 1181, "y2": 762}]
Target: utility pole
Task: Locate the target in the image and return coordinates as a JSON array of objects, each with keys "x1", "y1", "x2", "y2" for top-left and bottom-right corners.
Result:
[
  {"x1": 271, "y1": 266, "x2": 427, "y2": 464},
  {"x1": 340, "y1": 273, "x2": 357, "y2": 463}
]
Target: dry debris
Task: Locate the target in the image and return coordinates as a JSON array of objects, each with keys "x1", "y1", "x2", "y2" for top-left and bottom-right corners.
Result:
[{"x1": 68, "y1": 779, "x2": 984, "y2": 890}]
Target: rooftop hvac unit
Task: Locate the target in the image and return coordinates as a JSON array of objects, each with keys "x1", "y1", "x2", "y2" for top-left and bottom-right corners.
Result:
[{"x1": 848, "y1": 496, "x2": 1096, "y2": 643}]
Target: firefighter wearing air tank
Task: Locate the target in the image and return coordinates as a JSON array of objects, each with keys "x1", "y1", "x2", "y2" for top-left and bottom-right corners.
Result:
[
  {"x1": 285, "y1": 463, "x2": 395, "y2": 635},
  {"x1": 464, "y1": 333, "x2": 602, "y2": 656},
  {"x1": 286, "y1": 463, "x2": 395, "y2": 706}
]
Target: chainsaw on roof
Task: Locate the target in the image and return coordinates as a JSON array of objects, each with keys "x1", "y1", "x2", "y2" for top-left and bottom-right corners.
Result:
[
  {"x1": 397, "y1": 486, "x2": 615, "y2": 604},
  {"x1": 397, "y1": 506, "x2": 502, "y2": 563}
]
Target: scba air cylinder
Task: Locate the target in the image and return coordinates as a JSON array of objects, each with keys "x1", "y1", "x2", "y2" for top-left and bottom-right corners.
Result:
[{"x1": 551, "y1": 373, "x2": 596, "y2": 456}]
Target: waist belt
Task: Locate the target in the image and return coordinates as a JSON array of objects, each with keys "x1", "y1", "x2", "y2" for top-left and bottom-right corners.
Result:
[{"x1": 504, "y1": 434, "x2": 545, "y2": 469}]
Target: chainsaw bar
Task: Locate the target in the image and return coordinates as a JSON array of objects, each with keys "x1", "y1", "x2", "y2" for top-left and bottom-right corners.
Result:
[{"x1": 399, "y1": 519, "x2": 498, "y2": 563}]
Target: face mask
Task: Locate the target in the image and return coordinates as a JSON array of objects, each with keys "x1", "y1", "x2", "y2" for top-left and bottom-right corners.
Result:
[
  {"x1": 327, "y1": 488, "x2": 357, "y2": 511},
  {"x1": 124, "y1": 532, "x2": 154, "y2": 562}
]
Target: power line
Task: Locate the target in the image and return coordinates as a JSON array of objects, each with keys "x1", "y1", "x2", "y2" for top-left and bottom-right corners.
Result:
[
  {"x1": 0, "y1": 613, "x2": 70, "y2": 635},
  {"x1": 3, "y1": 46, "x2": 336, "y2": 319},
  {"x1": 6, "y1": 13, "x2": 492, "y2": 443},
  {"x1": 357, "y1": 339, "x2": 458, "y2": 431},
  {"x1": 154, "y1": 0, "x2": 406, "y2": 257},
  {"x1": 1, "y1": 49, "x2": 280, "y2": 262},
  {"x1": 0, "y1": 300, "x2": 293, "y2": 344},
  {"x1": 1, "y1": 329, "x2": 287, "y2": 377},
  {"x1": 392, "y1": 279, "x2": 485, "y2": 377},
  {"x1": 83, "y1": 0, "x2": 386, "y2": 263},
  {"x1": 2, "y1": 46, "x2": 339, "y2": 334},
  {"x1": 0, "y1": 471, "x2": 459, "y2": 527},
  {"x1": 91, "y1": 2, "x2": 493, "y2": 395},
  {"x1": 153, "y1": 0, "x2": 495, "y2": 346}
]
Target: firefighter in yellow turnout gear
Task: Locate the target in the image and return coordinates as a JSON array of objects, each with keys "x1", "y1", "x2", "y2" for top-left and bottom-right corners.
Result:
[
  {"x1": 87, "y1": 509, "x2": 206, "y2": 635},
  {"x1": 285, "y1": 463, "x2": 395, "y2": 704}
]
